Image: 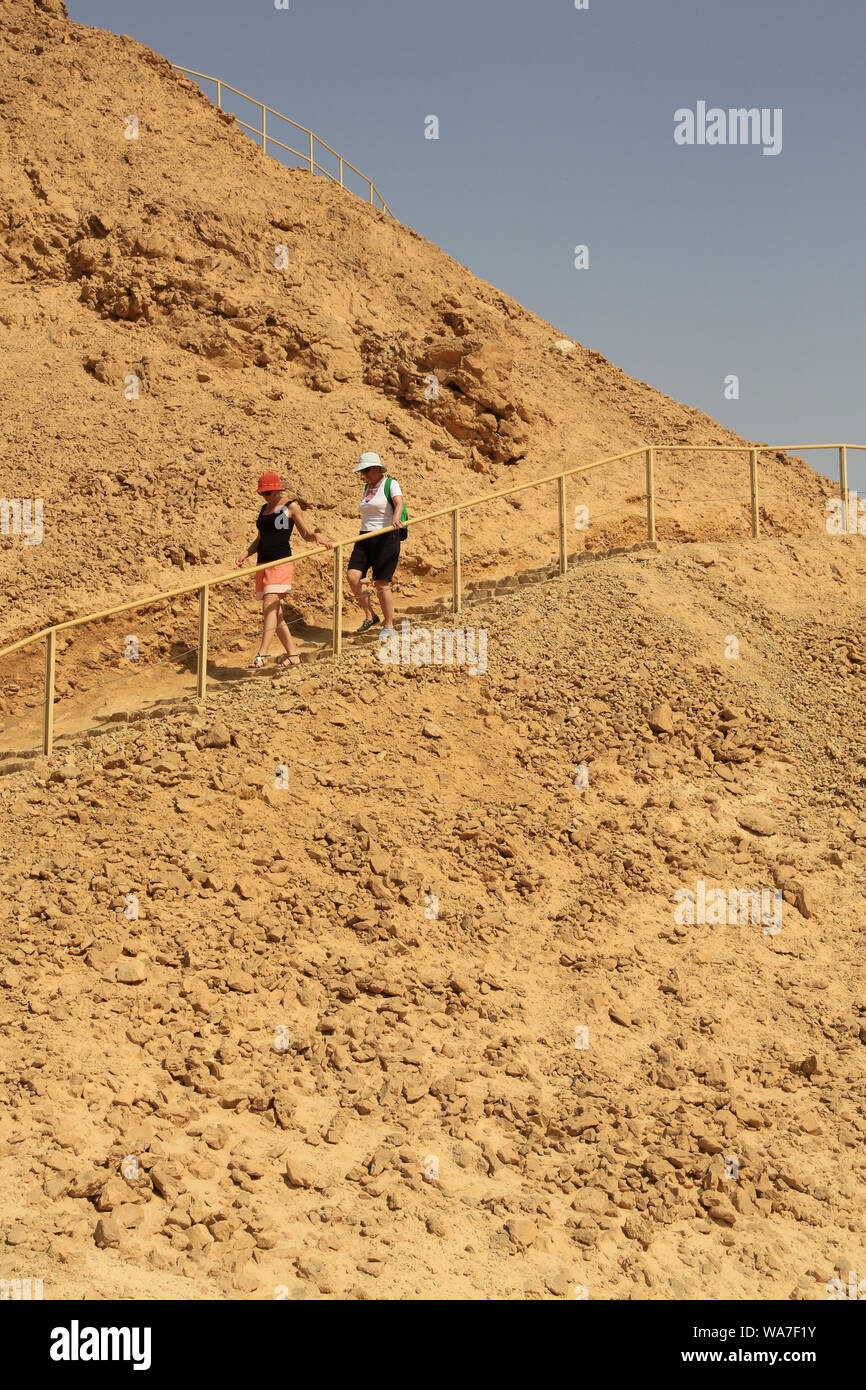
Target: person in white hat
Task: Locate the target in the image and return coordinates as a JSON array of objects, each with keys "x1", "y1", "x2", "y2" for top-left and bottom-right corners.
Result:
[{"x1": 346, "y1": 452, "x2": 405, "y2": 637}]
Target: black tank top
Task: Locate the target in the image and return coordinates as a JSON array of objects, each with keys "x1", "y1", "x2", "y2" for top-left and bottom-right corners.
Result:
[{"x1": 256, "y1": 503, "x2": 295, "y2": 564}]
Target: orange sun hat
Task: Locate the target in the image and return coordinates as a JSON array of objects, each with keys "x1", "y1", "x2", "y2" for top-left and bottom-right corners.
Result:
[{"x1": 257, "y1": 472, "x2": 281, "y2": 493}]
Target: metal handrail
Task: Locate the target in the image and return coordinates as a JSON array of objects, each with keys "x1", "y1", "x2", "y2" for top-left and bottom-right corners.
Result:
[
  {"x1": 172, "y1": 66, "x2": 392, "y2": 215},
  {"x1": 0, "y1": 442, "x2": 859, "y2": 757}
]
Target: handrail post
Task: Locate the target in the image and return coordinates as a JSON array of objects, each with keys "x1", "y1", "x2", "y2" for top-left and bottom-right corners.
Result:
[
  {"x1": 557, "y1": 475, "x2": 567, "y2": 574},
  {"x1": 43, "y1": 628, "x2": 56, "y2": 757},
  {"x1": 749, "y1": 449, "x2": 760, "y2": 539},
  {"x1": 196, "y1": 585, "x2": 209, "y2": 700},
  {"x1": 332, "y1": 545, "x2": 343, "y2": 656},
  {"x1": 369, "y1": 182, "x2": 374, "y2": 204},
  {"x1": 339, "y1": 158, "x2": 344, "y2": 187},
  {"x1": 216, "y1": 80, "x2": 221, "y2": 110},
  {"x1": 452, "y1": 508, "x2": 462, "y2": 614},
  {"x1": 309, "y1": 130, "x2": 314, "y2": 173},
  {"x1": 645, "y1": 447, "x2": 656, "y2": 543},
  {"x1": 261, "y1": 105, "x2": 266, "y2": 150},
  {"x1": 839, "y1": 445, "x2": 849, "y2": 533}
]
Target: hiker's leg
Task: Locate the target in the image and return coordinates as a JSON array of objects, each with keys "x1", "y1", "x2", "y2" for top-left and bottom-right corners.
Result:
[
  {"x1": 260, "y1": 594, "x2": 281, "y2": 654},
  {"x1": 373, "y1": 536, "x2": 400, "y2": 627},
  {"x1": 274, "y1": 602, "x2": 297, "y2": 656},
  {"x1": 348, "y1": 568, "x2": 375, "y2": 620},
  {"x1": 375, "y1": 580, "x2": 394, "y2": 628}
]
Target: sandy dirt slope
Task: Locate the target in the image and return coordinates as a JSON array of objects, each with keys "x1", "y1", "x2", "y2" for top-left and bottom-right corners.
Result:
[{"x1": 0, "y1": 536, "x2": 864, "y2": 1300}]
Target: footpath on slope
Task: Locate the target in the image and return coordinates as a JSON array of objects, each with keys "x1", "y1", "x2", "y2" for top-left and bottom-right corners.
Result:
[{"x1": 0, "y1": 534, "x2": 659, "y2": 758}]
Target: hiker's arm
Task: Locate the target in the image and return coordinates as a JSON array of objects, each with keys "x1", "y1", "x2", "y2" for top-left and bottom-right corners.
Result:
[
  {"x1": 391, "y1": 487, "x2": 405, "y2": 527},
  {"x1": 289, "y1": 502, "x2": 333, "y2": 549},
  {"x1": 235, "y1": 537, "x2": 258, "y2": 567}
]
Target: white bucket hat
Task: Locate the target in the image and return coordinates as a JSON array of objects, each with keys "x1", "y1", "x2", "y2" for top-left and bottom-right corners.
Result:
[{"x1": 353, "y1": 451, "x2": 383, "y2": 473}]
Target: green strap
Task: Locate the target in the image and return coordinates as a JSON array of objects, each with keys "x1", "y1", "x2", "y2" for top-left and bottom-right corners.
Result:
[{"x1": 384, "y1": 477, "x2": 407, "y2": 523}]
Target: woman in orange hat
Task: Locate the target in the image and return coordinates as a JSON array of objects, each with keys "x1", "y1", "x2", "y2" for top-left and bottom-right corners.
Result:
[{"x1": 235, "y1": 473, "x2": 332, "y2": 669}]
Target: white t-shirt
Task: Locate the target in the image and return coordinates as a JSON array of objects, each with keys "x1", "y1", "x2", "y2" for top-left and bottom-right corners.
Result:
[{"x1": 359, "y1": 476, "x2": 402, "y2": 533}]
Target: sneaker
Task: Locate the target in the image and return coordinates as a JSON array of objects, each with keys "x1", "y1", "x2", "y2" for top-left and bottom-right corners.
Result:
[{"x1": 358, "y1": 617, "x2": 380, "y2": 633}]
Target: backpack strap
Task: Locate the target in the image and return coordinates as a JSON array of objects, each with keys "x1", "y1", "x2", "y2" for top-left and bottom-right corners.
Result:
[{"x1": 383, "y1": 476, "x2": 407, "y2": 536}]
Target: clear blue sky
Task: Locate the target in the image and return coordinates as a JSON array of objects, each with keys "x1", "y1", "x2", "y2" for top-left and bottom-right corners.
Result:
[{"x1": 68, "y1": 0, "x2": 866, "y2": 490}]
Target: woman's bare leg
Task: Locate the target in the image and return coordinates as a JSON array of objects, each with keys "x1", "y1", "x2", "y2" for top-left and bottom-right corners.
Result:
[
  {"x1": 375, "y1": 581, "x2": 394, "y2": 628},
  {"x1": 259, "y1": 594, "x2": 281, "y2": 655},
  {"x1": 348, "y1": 569, "x2": 375, "y2": 621},
  {"x1": 274, "y1": 602, "x2": 297, "y2": 656}
]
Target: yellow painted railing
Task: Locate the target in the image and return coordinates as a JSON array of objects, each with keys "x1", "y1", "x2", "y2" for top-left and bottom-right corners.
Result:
[
  {"x1": 172, "y1": 66, "x2": 392, "y2": 216},
  {"x1": 0, "y1": 442, "x2": 862, "y2": 758}
]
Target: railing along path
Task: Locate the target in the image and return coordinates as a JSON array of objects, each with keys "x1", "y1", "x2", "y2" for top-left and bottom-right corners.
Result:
[
  {"x1": 0, "y1": 443, "x2": 862, "y2": 757},
  {"x1": 172, "y1": 67, "x2": 392, "y2": 215}
]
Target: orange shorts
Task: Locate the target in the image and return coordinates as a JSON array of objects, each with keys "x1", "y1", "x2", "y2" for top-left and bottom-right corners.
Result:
[{"x1": 255, "y1": 561, "x2": 294, "y2": 596}]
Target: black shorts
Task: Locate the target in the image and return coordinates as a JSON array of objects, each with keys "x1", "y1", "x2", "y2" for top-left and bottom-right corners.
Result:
[{"x1": 348, "y1": 530, "x2": 401, "y2": 582}]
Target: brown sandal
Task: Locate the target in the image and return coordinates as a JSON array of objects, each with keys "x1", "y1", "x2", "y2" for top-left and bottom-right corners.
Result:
[{"x1": 279, "y1": 654, "x2": 301, "y2": 668}]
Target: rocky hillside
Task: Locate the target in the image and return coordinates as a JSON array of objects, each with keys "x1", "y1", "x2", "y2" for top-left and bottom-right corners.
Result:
[
  {"x1": 0, "y1": 535, "x2": 864, "y2": 1299},
  {"x1": 0, "y1": 0, "x2": 836, "y2": 663},
  {"x1": 1, "y1": 0, "x2": 862, "y2": 1307}
]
